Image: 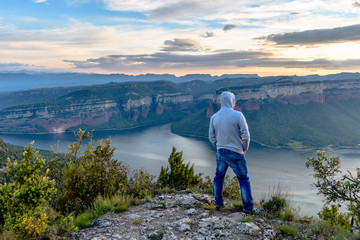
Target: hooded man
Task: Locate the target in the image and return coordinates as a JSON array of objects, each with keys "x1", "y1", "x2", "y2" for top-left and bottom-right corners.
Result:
[{"x1": 209, "y1": 91, "x2": 254, "y2": 213}]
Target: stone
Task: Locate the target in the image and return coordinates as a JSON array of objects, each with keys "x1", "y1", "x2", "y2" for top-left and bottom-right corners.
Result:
[
  {"x1": 226, "y1": 212, "x2": 246, "y2": 222},
  {"x1": 236, "y1": 222, "x2": 261, "y2": 234},
  {"x1": 91, "y1": 219, "x2": 112, "y2": 228},
  {"x1": 69, "y1": 193, "x2": 277, "y2": 240},
  {"x1": 192, "y1": 194, "x2": 212, "y2": 205},
  {"x1": 199, "y1": 212, "x2": 209, "y2": 218},
  {"x1": 185, "y1": 208, "x2": 197, "y2": 215}
]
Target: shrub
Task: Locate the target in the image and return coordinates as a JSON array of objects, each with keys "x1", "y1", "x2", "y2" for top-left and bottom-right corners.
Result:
[
  {"x1": 262, "y1": 196, "x2": 286, "y2": 217},
  {"x1": 198, "y1": 175, "x2": 213, "y2": 194},
  {"x1": 74, "y1": 211, "x2": 94, "y2": 229},
  {"x1": 280, "y1": 206, "x2": 296, "y2": 221},
  {"x1": 158, "y1": 146, "x2": 202, "y2": 190},
  {"x1": 276, "y1": 224, "x2": 298, "y2": 236},
  {"x1": 223, "y1": 176, "x2": 241, "y2": 200},
  {"x1": 0, "y1": 142, "x2": 56, "y2": 239},
  {"x1": 127, "y1": 169, "x2": 155, "y2": 199},
  {"x1": 318, "y1": 204, "x2": 351, "y2": 229},
  {"x1": 306, "y1": 151, "x2": 360, "y2": 229},
  {"x1": 55, "y1": 130, "x2": 128, "y2": 214}
]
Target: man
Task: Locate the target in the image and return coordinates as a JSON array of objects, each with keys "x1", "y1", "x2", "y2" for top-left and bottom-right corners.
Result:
[{"x1": 209, "y1": 91, "x2": 254, "y2": 213}]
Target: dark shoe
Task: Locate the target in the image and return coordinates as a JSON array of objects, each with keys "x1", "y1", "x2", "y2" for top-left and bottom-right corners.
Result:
[
  {"x1": 244, "y1": 207, "x2": 261, "y2": 215},
  {"x1": 216, "y1": 205, "x2": 223, "y2": 211},
  {"x1": 244, "y1": 209, "x2": 253, "y2": 215}
]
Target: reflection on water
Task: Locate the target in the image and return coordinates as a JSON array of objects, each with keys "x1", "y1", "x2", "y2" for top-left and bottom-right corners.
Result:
[{"x1": 1, "y1": 124, "x2": 359, "y2": 217}]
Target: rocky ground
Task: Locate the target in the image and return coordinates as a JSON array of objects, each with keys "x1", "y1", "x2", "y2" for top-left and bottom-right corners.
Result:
[{"x1": 69, "y1": 193, "x2": 278, "y2": 240}]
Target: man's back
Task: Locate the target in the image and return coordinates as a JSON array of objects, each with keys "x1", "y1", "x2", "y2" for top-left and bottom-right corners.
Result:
[{"x1": 208, "y1": 91, "x2": 250, "y2": 154}]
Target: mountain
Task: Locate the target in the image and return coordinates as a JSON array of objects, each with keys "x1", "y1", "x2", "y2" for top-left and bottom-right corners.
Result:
[
  {"x1": 0, "y1": 81, "x2": 199, "y2": 134},
  {"x1": 1, "y1": 74, "x2": 360, "y2": 149},
  {"x1": 0, "y1": 72, "x2": 260, "y2": 93},
  {"x1": 172, "y1": 78, "x2": 360, "y2": 149}
]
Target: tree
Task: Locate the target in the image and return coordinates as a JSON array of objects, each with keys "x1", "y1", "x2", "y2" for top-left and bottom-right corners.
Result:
[
  {"x1": 158, "y1": 146, "x2": 202, "y2": 190},
  {"x1": 0, "y1": 142, "x2": 55, "y2": 238},
  {"x1": 306, "y1": 151, "x2": 360, "y2": 228},
  {"x1": 54, "y1": 129, "x2": 128, "y2": 214}
]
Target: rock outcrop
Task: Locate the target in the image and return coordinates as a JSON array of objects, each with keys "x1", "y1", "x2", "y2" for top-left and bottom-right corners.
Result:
[
  {"x1": 212, "y1": 79, "x2": 360, "y2": 111},
  {"x1": 69, "y1": 193, "x2": 275, "y2": 240}
]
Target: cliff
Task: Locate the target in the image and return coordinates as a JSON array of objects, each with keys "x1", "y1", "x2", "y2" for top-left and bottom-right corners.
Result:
[
  {"x1": 211, "y1": 79, "x2": 360, "y2": 110},
  {"x1": 1, "y1": 78, "x2": 360, "y2": 148},
  {"x1": 172, "y1": 79, "x2": 360, "y2": 149},
  {"x1": 0, "y1": 81, "x2": 194, "y2": 134}
]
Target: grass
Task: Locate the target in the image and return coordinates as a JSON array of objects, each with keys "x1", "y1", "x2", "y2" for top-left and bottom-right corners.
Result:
[
  {"x1": 276, "y1": 224, "x2": 298, "y2": 236},
  {"x1": 232, "y1": 201, "x2": 244, "y2": 211},
  {"x1": 74, "y1": 194, "x2": 132, "y2": 229},
  {"x1": 133, "y1": 219, "x2": 141, "y2": 225},
  {"x1": 239, "y1": 216, "x2": 252, "y2": 223}
]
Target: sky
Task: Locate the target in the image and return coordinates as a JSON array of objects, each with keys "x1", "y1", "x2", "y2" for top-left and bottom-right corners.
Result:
[{"x1": 1, "y1": 0, "x2": 360, "y2": 76}]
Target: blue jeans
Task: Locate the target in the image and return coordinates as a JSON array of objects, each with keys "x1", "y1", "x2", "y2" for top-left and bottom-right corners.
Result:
[{"x1": 213, "y1": 148, "x2": 254, "y2": 211}]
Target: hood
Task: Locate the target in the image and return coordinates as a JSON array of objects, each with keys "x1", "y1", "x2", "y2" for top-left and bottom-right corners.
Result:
[{"x1": 220, "y1": 91, "x2": 235, "y2": 109}]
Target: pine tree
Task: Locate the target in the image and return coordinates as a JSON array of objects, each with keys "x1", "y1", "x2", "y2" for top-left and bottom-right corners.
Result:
[{"x1": 158, "y1": 146, "x2": 202, "y2": 190}]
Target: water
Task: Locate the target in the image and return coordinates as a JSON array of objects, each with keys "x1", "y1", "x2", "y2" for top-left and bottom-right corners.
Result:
[{"x1": 1, "y1": 124, "x2": 359, "y2": 217}]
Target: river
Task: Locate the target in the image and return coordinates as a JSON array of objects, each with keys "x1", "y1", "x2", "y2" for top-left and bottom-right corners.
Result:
[{"x1": 1, "y1": 124, "x2": 359, "y2": 217}]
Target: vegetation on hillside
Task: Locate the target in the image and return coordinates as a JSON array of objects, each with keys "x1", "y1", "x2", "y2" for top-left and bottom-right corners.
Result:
[
  {"x1": 0, "y1": 131, "x2": 359, "y2": 239},
  {"x1": 172, "y1": 98, "x2": 360, "y2": 149}
]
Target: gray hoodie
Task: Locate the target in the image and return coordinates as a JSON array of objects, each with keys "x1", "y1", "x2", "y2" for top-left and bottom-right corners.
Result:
[{"x1": 208, "y1": 91, "x2": 250, "y2": 154}]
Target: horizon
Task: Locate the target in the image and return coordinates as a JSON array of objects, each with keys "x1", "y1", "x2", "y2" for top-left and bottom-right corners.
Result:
[
  {"x1": 1, "y1": 0, "x2": 360, "y2": 76},
  {"x1": 1, "y1": 70, "x2": 360, "y2": 78}
]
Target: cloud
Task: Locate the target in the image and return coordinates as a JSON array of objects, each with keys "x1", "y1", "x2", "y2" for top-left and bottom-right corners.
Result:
[
  {"x1": 353, "y1": 2, "x2": 360, "y2": 8},
  {"x1": 162, "y1": 38, "x2": 201, "y2": 52},
  {"x1": 235, "y1": 58, "x2": 360, "y2": 69},
  {"x1": 148, "y1": 1, "x2": 206, "y2": 20},
  {"x1": 263, "y1": 24, "x2": 360, "y2": 45},
  {"x1": 201, "y1": 32, "x2": 215, "y2": 38},
  {"x1": 33, "y1": 0, "x2": 48, "y2": 3},
  {"x1": 64, "y1": 50, "x2": 360, "y2": 72},
  {"x1": 64, "y1": 50, "x2": 271, "y2": 71},
  {"x1": 223, "y1": 24, "x2": 237, "y2": 32}
]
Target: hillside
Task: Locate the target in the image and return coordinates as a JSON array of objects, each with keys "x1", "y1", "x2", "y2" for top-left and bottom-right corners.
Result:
[
  {"x1": 172, "y1": 98, "x2": 360, "y2": 149},
  {"x1": 1, "y1": 77, "x2": 360, "y2": 148},
  {"x1": 172, "y1": 79, "x2": 360, "y2": 149},
  {"x1": 0, "y1": 81, "x2": 198, "y2": 134},
  {"x1": 0, "y1": 138, "x2": 23, "y2": 168}
]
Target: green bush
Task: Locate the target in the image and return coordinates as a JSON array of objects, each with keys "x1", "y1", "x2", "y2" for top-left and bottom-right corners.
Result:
[
  {"x1": 280, "y1": 206, "x2": 297, "y2": 221},
  {"x1": 55, "y1": 130, "x2": 128, "y2": 214},
  {"x1": 306, "y1": 151, "x2": 360, "y2": 229},
  {"x1": 262, "y1": 196, "x2": 286, "y2": 217},
  {"x1": 74, "y1": 211, "x2": 94, "y2": 229},
  {"x1": 318, "y1": 204, "x2": 351, "y2": 229},
  {"x1": 198, "y1": 175, "x2": 213, "y2": 194},
  {"x1": 276, "y1": 224, "x2": 298, "y2": 236},
  {"x1": 223, "y1": 176, "x2": 241, "y2": 200},
  {"x1": 127, "y1": 169, "x2": 155, "y2": 199},
  {"x1": 158, "y1": 146, "x2": 202, "y2": 190},
  {"x1": 0, "y1": 142, "x2": 56, "y2": 239}
]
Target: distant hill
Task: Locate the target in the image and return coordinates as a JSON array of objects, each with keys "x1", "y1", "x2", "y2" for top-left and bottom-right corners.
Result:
[
  {"x1": 0, "y1": 72, "x2": 260, "y2": 93},
  {"x1": 1, "y1": 75, "x2": 360, "y2": 149},
  {"x1": 0, "y1": 138, "x2": 23, "y2": 168}
]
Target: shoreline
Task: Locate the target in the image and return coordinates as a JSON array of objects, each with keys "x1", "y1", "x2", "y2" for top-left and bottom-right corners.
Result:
[{"x1": 1, "y1": 122, "x2": 359, "y2": 152}]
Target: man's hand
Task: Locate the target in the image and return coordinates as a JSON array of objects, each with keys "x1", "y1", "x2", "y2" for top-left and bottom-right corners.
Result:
[{"x1": 243, "y1": 150, "x2": 247, "y2": 155}]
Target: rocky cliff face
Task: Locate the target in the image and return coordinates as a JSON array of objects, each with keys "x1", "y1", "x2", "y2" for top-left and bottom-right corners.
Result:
[
  {"x1": 1, "y1": 79, "x2": 359, "y2": 134},
  {"x1": 211, "y1": 79, "x2": 360, "y2": 111},
  {"x1": 0, "y1": 92, "x2": 193, "y2": 134}
]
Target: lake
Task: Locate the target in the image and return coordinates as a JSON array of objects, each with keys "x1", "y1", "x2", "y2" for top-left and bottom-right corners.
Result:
[{"x1": 1, "y1": 124, "x2": 360, "y2": 216}]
